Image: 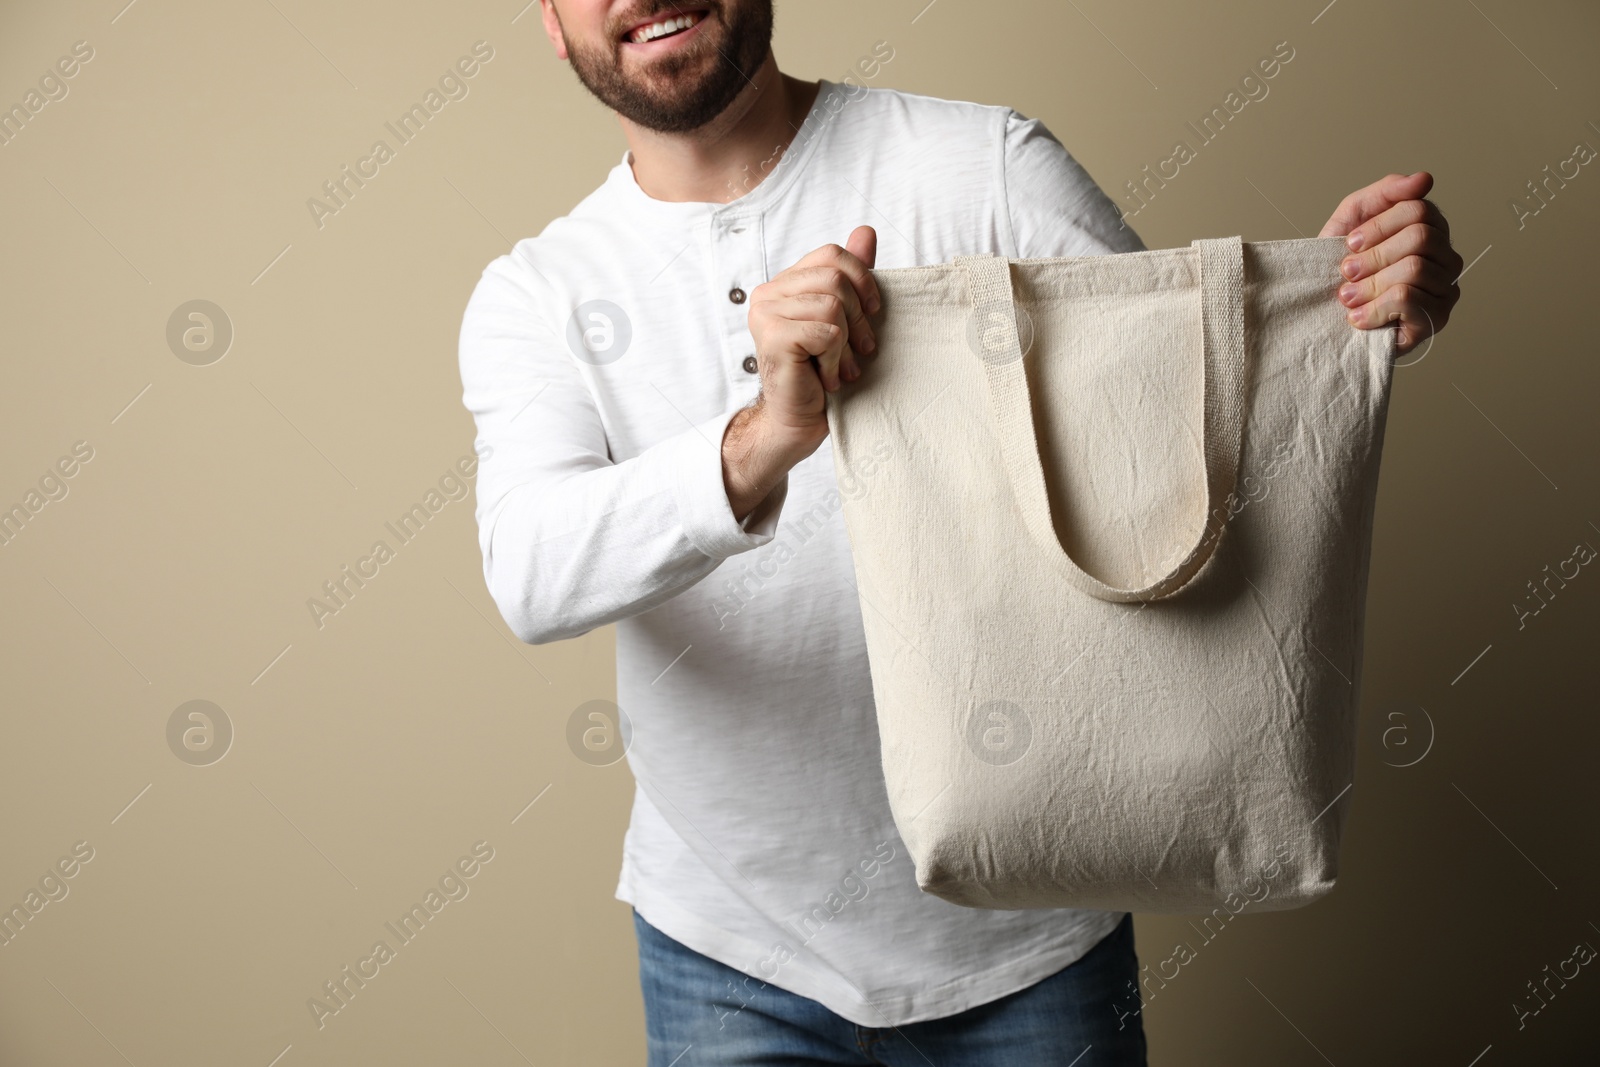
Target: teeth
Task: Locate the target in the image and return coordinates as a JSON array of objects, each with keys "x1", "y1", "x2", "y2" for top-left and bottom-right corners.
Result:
[{"x1": 631, "y1": 13, "x2": 698, "y2": 43}]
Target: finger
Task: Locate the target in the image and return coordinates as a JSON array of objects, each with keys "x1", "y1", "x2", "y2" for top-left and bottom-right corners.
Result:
[
  {"x1": 769, "y1": 291, "x2": 852, "y2": 390},
  {"x1": 843, "y1": 226, "x2": 880, "y2": 385},
  {"x1": 1345, "y1": 282, "x2": 1450, "y2": 353},
  {"x1": 1393, "y1": 292, "x2": 1447, "y2": 354},
  {"x1": 1342, "y1": 199, "x2": 1450, "y2": 258},
  {"x1": 1339, "y1": 221, "x2": 1461, "y2": 288},
  {"x1": 827, "y1": 293, "x2": 856, "y2": 391},
  {"x1": 1341, "y1": 221, "x2": 1459, "y2": 285},
  {"x1": 796, "y1": 234, "x2": 880, "y2": 326},
  {"x1": 799, "y1": 229, "x2": 881, "y2": 310},
  {"x1": 767, "y1": 265, "x2": 874, "y2": 371},
  {"x1": 844, "y1": 225, "x2": 880, "y2": 309},
  {"x1": 1318, "y1": 171, "x2": 1434, "y2": 238},
  {"x1": 802, "y1": 294, "x2": 851, "y2": 392},
  {"x1": 752, "y1": 293, "x2": 842, "y2": 357},
  {"x1": 1339, "y1": 254, "x2": 1460, "y2": 309}
]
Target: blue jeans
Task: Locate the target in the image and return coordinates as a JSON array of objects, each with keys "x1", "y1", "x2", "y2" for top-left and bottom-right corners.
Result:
[{"x1": 634, "y1": 909, "x2": 1149, "y2": 1065}]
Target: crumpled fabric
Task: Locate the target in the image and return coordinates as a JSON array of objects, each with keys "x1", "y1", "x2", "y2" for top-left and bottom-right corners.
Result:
[{"x1": 825, "y1": 235, "x2": 1395, "y2": 914}]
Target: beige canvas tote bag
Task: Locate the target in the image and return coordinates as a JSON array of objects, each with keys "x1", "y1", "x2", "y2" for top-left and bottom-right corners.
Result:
[{"x1": 824, "y1": 236, "x2": 1396, "y2": 913}]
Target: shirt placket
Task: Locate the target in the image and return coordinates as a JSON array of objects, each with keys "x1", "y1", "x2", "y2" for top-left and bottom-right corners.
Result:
[{"x1": 710, "y1": 211, "x2": 764, "y2": 399}]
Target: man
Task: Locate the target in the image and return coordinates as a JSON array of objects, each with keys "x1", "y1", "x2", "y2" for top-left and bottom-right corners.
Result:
[{"x1": 457, "y1": 2, "x2": 1462, "y2": 1062}]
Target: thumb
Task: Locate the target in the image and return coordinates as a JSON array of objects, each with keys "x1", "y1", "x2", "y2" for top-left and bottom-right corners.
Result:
[
  {"x1": 846, "y1": 224, "x2": 877, "y2": 268},
  {"x1": 1319, "y1": 171, "x2": 1436, "y2": 237},
  {"x1": 1387, "y1": 170, "x2": 1434, "y2": 201}
]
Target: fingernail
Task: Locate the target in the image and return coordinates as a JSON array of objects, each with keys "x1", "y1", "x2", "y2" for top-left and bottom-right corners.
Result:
[
  {"x1": 1338, "y1": 283, "x2": 1358, "y2": 302},
  {"x1": 868, "y1": 296, "x2": 881, "y2": 314},
  {"x1": 1346, "y1": 233, "x2": 1364, "y2": 252},
  {"x1": 1341, "y1": 259, "x2": 1361, "y2": 280},
  {"x1": 1347, "y1": 309, "x2": 1361, "y2": 324},
  {"x1": 861, "y1": 335, "x2": 876, "y2": 353}
]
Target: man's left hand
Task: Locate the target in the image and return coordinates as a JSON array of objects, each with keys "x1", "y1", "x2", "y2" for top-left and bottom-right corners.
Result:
[{"x1": 1320, "y1": 172, "x2": 1462, "y2": 355}]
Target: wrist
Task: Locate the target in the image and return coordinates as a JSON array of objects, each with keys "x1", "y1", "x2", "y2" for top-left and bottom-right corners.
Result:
[{"x1": 722, "y1": 401, "x2": 818, "y2": 520}]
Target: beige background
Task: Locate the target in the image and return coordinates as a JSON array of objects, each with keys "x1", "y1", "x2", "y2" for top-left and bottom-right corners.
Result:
[{"x1": 2, "y1": 0, "x2": 1596, "y2": 1063}]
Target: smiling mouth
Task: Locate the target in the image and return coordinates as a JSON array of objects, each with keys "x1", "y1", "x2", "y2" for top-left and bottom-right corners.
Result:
[{"x1": 622, "y1": 8, "x2": 709, "y2": 45}]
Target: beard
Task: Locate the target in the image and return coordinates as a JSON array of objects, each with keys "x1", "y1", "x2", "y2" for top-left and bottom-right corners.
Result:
[{"x1": 559, "y1": 1, "x2": 775, "y2": 133}]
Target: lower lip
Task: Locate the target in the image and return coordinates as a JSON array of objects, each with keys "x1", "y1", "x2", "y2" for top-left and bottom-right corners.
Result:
[{"x1": 622, "y1": 13, "x2": 708, "y2": 54}]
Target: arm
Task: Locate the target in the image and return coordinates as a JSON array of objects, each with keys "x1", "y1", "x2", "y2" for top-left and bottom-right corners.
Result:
[
  {"x1": 460, "y1": 228, "x2": 882, "y2": 646},
  {"x1": 722, "y1": 403, "x2": 807, "y2": 522},
  {"x1": 459, "y1": 255, "x2": 790, "y2": 645}
]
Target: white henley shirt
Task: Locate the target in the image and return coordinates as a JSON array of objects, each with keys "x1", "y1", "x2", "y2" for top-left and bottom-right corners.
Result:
[{"x1": 458, "y1": 77, "x2": 1147, "y2": 1026}]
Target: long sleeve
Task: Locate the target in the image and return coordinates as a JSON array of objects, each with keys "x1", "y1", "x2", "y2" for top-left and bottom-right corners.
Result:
[
  {"x1": 458, "y1": 253, "x2": 787, "y2": 645},
  {"x1": 998, "y1": 109, "x2": 1149, "y2": 259}
]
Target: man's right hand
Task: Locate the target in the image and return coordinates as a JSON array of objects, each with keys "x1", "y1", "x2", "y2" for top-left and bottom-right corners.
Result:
[{"x1": 721, "y1": 226, "x2": 880, "y2": 521}]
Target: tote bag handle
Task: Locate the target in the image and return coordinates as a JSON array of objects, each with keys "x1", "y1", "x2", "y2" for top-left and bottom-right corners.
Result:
[{"x1": 953, "y1": 236, "x2": 1247, "y2": 604}]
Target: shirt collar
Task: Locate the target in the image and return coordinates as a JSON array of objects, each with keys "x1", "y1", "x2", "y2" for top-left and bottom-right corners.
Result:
[{"x1": 607, "y1": 78, "x2": 845, "y2": 221}]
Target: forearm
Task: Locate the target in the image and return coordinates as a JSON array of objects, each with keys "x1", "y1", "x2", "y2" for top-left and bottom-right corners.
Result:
[
  {"x1": 481, "y1": 410, "x2": 792, "y2": 644},
  {"x1": 721, "y1": 399, "x2": 819, "y2": 522}
]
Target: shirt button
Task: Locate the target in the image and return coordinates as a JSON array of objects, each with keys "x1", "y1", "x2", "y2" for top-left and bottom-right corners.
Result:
[
  {"x1": 729, "y1": 287, "x2": 746, "y2": 304},
  {"x1": 742, "y1": 355, "x2": 758, "y2": 374}
]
